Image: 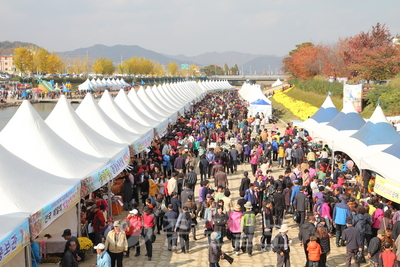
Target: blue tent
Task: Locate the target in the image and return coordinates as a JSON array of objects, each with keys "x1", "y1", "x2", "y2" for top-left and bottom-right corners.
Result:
[{"x1": 250, "y1": 99, "x2": 271, "y2": 105}]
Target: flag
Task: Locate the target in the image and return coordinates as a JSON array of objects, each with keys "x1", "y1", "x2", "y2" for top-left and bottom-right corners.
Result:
[
  {"x1": 141, "y1": 80, "x2": 145, "y2": 85},
  {"x1": 147, "y1": 81, "x2": 150, "y2": 85},
  {"x1": 154, "y1": 80, "x2": 157, "y2": 84},
  {"x1": 328, "y1": 91, "x2": 332, "y2": 95}
]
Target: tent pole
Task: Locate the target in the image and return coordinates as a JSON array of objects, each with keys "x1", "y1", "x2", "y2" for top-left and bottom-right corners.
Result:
[
  {"x1": 77, "y1": 203, "x2": 81, "y2": 237},
  {"x1": 26, "y1": 244, "x2": 32, "y2": 267},
  {"x1": 108, "y1": 181, "x2": 112, "y2": 218}
]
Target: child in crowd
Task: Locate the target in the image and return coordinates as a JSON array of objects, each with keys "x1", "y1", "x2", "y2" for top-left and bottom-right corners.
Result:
[{"x1": 307, "y1": 236, "x2": 322, "y2": 267}]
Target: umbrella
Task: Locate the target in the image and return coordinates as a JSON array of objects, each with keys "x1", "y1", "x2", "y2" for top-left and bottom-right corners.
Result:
[{"x1": 32, "y1": 88, "x2": 42, "y2": 92}]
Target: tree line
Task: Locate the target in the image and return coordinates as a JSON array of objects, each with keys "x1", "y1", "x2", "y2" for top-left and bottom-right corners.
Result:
[{"x1": 283, "y1": 23, "x2": 400, "y2": 81}]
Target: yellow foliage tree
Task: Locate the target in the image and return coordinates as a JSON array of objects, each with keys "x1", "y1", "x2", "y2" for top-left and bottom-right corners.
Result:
[
  {"x1": 13, "y1": 47, "x2": 34, "y2": 74},
  {"x1": 46, "y1": 52, "x2": 64, "y2": 74},
  {"x1": 92, "y1": 57, "x2": 115, "y2": 75},
  {"x1": 168, "y1": 62, "x2": 179, "y2": 76},
  {"x1": 152, "y1": 62, "x2": 166, "y2": 76},
  {"x1": 34, "y1": 48, "x2": 49, "y2": 73},
  {"x1": 69, "y1": 56, "x2": 91, "y2": 75}
]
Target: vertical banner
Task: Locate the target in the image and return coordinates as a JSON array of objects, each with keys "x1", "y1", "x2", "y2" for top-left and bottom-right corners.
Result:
[
  {"x1": 29, "y1": 183, "x2": 80, "y2": 238},
  {"x1": 343, "y1": 84, "x2": 362, "y2": 112},
  {"x1": 0, "y1": 219, "x2": 30, "y2": 266},
  {"x1": 81, "y1": 147, "x2": 130, "y2": 197}
]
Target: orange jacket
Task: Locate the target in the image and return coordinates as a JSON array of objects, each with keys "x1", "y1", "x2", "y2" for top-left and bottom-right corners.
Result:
[{"x1": 307, "y1": 241, "x2": 322, "y2": 261}]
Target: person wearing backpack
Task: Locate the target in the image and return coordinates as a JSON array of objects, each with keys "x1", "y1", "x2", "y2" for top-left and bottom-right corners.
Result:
[
  {"x1": 175, "y1": 206, "x2": 192, "y2": 254},
  {"x1": 272, "y1": 224, "x2": 292, "y2": 267},
  {"x1": 240, "y1": 202, "x2": 256, "y2": 256}
]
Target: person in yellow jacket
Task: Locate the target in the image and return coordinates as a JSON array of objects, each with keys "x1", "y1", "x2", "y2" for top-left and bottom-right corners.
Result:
[
  {"x1": 105, "y1": 221, "x2": 128, "y2": 266},
  {"x1": 149, "y1": 178, "x2": 159, "y2": 205}
]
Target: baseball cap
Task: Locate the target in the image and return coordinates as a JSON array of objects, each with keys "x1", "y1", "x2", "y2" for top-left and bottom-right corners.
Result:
[{"x1": 94, "y1": 243, "x2": 105, "y2": 250}]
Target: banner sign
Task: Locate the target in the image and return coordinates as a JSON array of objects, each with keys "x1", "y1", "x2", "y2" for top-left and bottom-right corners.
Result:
[
  {"x1": 131, "y1": 130, "x2": 154, "y2": 155},
  {"x1": 343, "y1": 84, "x2": 362, "y2": 112},
  {"x1": 81, "y1": 147, "x2": 130, "y2": 197},
  {"x1": 30, "y1": 183, "x2": 80, "y2": 238},
  {"x1": 155, "y1": 120, "x2": 169, "y2": 137},
  {"x1": 374, "y1": 174, "x2": 400, "y2": 203},
  {"x1": 0, "y1": 219, "x2": 30, "y2": 265}
]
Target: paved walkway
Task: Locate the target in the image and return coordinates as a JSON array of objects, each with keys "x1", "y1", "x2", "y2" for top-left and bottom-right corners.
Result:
[{"x1": 44, "y1": 121, "x2": 369, "y2": 267}]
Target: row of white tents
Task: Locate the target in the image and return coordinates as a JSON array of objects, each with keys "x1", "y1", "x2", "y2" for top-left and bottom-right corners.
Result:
[
  {"x1": 78, "y1": 78, "x2": 235, "y2": 92},
  {"x1": 300, "y1": 95, "x2": 400, "y2": 192},
  {"x1": 238, "y1": 83, "x2": 272, "y2": 117},
  {"x1": 78, "y1": 78, "x2": 130, "y2": 91},
  {"x1": 0, "y1": 80, "x2": 234, "y2": 266}
]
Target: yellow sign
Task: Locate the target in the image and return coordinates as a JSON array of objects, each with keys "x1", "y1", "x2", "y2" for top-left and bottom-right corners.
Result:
[{"x1": 374, "y1": 175, "x2": 400, "y2": 203}]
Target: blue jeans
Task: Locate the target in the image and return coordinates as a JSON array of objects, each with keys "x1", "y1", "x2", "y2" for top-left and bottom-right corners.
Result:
[{"x1": 278, "y1": 157, "x2": 284, "y2": 167}]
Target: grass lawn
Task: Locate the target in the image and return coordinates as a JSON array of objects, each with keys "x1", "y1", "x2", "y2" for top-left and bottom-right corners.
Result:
[{"x1": 269, "y1": 97, "x2": 301, "y2": 123}]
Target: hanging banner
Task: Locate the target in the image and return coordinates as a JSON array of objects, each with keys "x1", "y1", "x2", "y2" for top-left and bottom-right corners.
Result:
[
  {"x1": 0, "y1": 219, "x2": 30, "y2": 266},
  {"x1": 343, "y1": 84, "x2": 362, "y2": 112},
  {"x1": 30, "y1": 183, "x2": 80, "y2": 238},
  {"x1": 131, "y1": 130, "x2": 154, "y2": 155},
  {"x1": 374, "y1": 174, "x2": 400, "y2": 203},
  {"x1": 156, "y1": 120, "x2": 169, "y2": 137},
  {"x1": 81, "y1": 147, "x2": 130, "y2": 197}
]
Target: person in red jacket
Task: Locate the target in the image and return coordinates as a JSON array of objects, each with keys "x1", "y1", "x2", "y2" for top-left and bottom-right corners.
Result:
[
  {"x1": 93, "y1": 206, "x2": 105, "y2": 245},
  {"x1": 379, "y1": 241, "x2": 396, "y2": 267},
  {"x1": 306, "y1": 236, "x2": 322, "y2": 266},
  {"x1": 125, "y1": 209, "x2": 143, "y2": 257},
  {"x1": 142, "y1": 206, "x2": 155, "y2": 261}
]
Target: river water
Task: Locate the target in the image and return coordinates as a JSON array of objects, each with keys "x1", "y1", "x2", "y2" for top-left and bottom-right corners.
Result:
[{"x1": 0, "y1": 103, "x2": 80, "y2": 131}]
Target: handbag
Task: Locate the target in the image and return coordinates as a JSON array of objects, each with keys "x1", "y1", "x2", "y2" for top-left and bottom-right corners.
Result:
[
  {"x1": 287, "y1": 205, "x2": 294, "y2": 214},
  {"x1": 151, "y1": 234, "x2": 156, "y2": 243},
  {"x1": 223, "y1": 253, "x2": 234, "y2": 265},
  {"x1": 355, "y1": 250, "x2": 366, "y2": 263},
  {"x1": 293, "y1": 211, "x2": 300, "y2": 224},
  {"x1": 226, "y1": 229, "x2": 233, "y2": 240}
]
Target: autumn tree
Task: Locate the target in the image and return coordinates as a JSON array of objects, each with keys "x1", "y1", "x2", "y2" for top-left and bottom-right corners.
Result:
[
  {"x1": 168, "y1": 62, "x2": 179, "y2": 76},
  {"x1": 340, "y1": 23, "x2": 400, "y2": 81},
  {"x1": 69, "y1": 55, "x2": 91, "y2": 76},
  {"x1": 152, "y1": 62, "x2": 166, "y2": 76},
  {"x1": 92, "y1": 57, "x2": 115, "y2": 75},
  {"x1": 230, "y1": 64, "x2": 239, "y2": 75},
  {"x1": 201, "y1": 65, "x2": 223, "y2": 76},
  {"x1": 13, "y1": 47, "x2": 34, "y2": 74},
  {"x1": 283, "y1": 43, "x2": 327, "y2": 79},
  {"x1": 46, "y1": 52, "x2": 64, "y2": 74},
  {"x1": 34, "y1": 48, "x2": 49, "y2": 73}
]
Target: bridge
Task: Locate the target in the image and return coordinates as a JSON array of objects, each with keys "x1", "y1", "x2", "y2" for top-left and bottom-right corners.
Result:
[{"x1": 211, "y1": 75, "x2": 287, "y2": 82}]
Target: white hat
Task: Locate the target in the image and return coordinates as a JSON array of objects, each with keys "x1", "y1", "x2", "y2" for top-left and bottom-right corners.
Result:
[
  {"x1": 129, "y1": 209, "x2": 138, "y2": 215},
  {"x1": 279, "y1": 224, "x2": 290, "y2": 233},
  {"x1": 94, "y1": 243, "x2": 105, "y2": 250}
]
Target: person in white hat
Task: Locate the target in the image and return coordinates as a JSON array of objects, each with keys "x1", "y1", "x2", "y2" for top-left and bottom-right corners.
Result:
[
  {"x1": 104, "y1": 221, "x2": 128, "y2": 267},
  {"x1": 273, "y1": 224, "x2": 292, "y2": 267},
  {"x1": 93, "y1": 243, "x2": 111, "y2": 267}
]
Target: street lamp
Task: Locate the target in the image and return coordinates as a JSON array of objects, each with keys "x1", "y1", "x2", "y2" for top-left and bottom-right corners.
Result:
[
  {"x1": 268, "y1": 65, "x2": 270, "y2": 76},
  {"x1": 249, "y1": 66, "x2": 252, "y2": 75},
  {"x1": 240, "y1": 65, "x2": 244, "y2": 76}
]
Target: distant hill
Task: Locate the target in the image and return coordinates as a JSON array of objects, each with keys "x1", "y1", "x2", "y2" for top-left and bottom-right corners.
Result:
[
  {"x1": 166, "y1": 51, "x2": 285, "y2": 75},
  {"x1": 60, "y1": 44, "x2": 285, "y2": 74},
  {"x1": 0, "y1": 41, "x2": 38, "y2": 55},
  {"x1": 59, "y1": 44, "x2": 196, "y2": 66}
]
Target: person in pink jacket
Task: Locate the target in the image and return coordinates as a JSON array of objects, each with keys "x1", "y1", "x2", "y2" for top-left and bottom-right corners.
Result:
[
  {"x1": 321, "y1": 196, "x2": 332, "y2": 234},
  {"x1": 372, "y1": 203, "x2": 384, "y2": 237},
  {"x1": 228, "y1": 204, "x2": 243, "y2": 255},
  {"x1": 250, "y1": 147, "x2": 259, "y2": 177}
]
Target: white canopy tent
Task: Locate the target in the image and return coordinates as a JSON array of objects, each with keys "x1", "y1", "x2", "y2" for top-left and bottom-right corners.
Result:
[
  {"x1": 299, "y1": 95, "x2": 339, "y2": 136},
  {"x1": 137, "y1": 86, "x2": 175, "y2": 117},
  {"x1": 0, "y1": 101, "x2": 108, "y2": 178},
  {"x1": 334, "y1": 105, "x2": 400, "y2": 168},
  {"x1": 78, "y1": 79, "x2": 96, "y2": 91},
  {"x1": 314, "y1": 100, "x2": 366, "y2": 147},
  {"x1": 46, "y1": 95, "x2": 127, "y2": 159},
  {"x1": 98, "y1": 90, "x2": 154, "y2": 136},
  {"x1": 127, "y1": 89, "x2": 168, "y2": 122},
  {"x1": 271, "y1": 79, "x2": 283, "y2": 87},
  {"x1": 76, "y1": 93, "x2": 141, "y2": 145}
]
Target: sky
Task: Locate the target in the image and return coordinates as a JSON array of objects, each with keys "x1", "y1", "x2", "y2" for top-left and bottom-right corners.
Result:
[{"x1": 2, "y1": 0, "x2": 400, "y2": 57}]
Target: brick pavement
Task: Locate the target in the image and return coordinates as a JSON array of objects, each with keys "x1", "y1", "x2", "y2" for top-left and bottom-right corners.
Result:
[{"x1": 48, "y1": 122, "x2": 370, "y2": 267}]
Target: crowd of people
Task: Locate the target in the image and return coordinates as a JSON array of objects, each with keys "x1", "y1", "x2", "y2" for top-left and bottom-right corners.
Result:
[{"x1": 57, "y1": 89, "x2": 400, "y2": 267}]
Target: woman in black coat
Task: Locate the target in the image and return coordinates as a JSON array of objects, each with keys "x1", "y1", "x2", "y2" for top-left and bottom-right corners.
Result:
[
  {"x1": 239, "y1": 171, "x2": 251, "y2": 196},
  {"x1": 316, "y1": 226, "x2": 330, "y2": 267}
]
